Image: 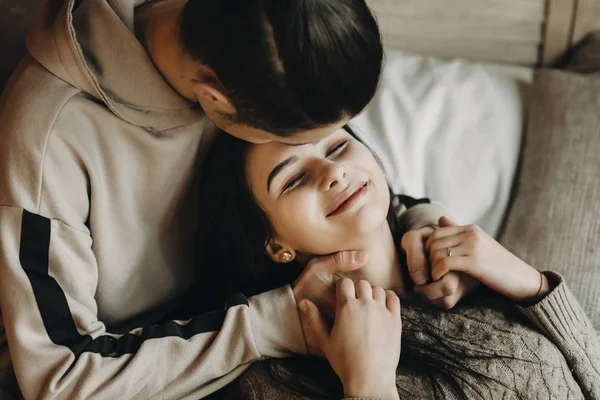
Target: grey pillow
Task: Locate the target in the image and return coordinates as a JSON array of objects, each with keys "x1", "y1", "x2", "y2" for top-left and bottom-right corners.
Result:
[{"x1": 500, "y1": 69, "x2": 600, "y2": 328}]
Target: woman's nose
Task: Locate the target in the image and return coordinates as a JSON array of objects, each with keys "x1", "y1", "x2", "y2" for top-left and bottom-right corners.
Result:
[{"x1": 317, "y1": 161, "x2": 347, "y2": 192}]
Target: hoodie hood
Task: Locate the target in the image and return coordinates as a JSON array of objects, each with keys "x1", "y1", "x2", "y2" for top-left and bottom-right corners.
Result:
[{"x1": 26, "y1": 0, "x2": 203, "y2": 132}]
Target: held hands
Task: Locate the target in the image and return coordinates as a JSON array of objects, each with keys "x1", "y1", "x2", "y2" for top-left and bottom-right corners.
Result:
[
  {"x1": 402, "y1": 225, "x2": 479, "y2": 308},
  {"x1": 300, "y1": 279, "x2": 401, "y2": 400},
  {"x1": 426, "y1": 217, "x2": 550, "y2": 304}
]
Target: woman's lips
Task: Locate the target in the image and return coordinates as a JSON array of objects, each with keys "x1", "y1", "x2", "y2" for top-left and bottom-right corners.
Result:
[{"x1": 327, "y1": 182, "x2": 369, "y2": 217}]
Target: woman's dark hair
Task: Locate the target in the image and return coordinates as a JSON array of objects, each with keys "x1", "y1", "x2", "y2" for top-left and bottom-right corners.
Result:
[
  {"x1": 196, "y1": 127, "x2": 510, "y2": 399},
  {"x1": 179, "y1": 0, "x2": 383, "y2": 136}
]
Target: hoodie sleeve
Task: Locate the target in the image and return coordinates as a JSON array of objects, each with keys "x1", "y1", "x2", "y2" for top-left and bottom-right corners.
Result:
[
  {"x1": 0, "y1": 206, "x2": 306, "y2": 399},
  {"x1": 392, "y1": 195, "x2": 447, "y2": 233},
  {"x1": 0, "y1": 54, "x2": 307, "y2": 398}
]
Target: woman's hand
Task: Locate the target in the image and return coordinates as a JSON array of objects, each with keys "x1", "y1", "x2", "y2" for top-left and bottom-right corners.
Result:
[
  {"x1": 402, "y1": 225, "x2": 479, "y2": 309},
  {"x1": 425, "y1": 217, "x2": 550, "y2": 304},
  {"x1": 300, "y1": 278, "x2": 401, "y2": 400}
]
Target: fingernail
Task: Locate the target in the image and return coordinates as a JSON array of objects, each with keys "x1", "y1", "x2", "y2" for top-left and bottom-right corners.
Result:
[
  {"x1": 352, "y1": 251, "x2": 367, "y2": 265},
  {"x1": 413, "y1": 270, "x2": 426, "y2": 284}
]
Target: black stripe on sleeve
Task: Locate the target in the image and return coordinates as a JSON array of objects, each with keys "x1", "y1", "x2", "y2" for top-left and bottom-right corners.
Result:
[
  {"x1": 19, "y1": 210, "x2": 249, "y2": 359},
  {"x1": 226, "y1": 292, "x2": 250, "y2": 308}
]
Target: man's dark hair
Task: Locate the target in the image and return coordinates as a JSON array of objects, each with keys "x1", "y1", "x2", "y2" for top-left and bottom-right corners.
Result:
[{"x1": 179, "y1": 0, "x2": 383, "y2": 136}]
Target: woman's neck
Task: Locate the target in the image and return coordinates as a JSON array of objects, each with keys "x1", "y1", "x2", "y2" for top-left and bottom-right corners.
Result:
[{"x1": 336, "y1": 224, "x2": 406, "y2": 296}]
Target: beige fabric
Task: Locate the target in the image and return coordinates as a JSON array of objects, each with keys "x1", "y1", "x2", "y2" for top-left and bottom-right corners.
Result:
[
  {"x1": 395, "y1": 200, "x2": 447, "y2": 232},
  {"x1": 500, "y1": 69, "x2": 600, "y2": 328},
  {"x1": 0, "y1": 0, "x2": 308, "y2": 398}
]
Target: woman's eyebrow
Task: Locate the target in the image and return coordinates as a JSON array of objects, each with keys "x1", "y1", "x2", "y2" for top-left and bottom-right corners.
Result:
[{"x1": 267, "y1": 156, "x2": 298, "y2": 193}]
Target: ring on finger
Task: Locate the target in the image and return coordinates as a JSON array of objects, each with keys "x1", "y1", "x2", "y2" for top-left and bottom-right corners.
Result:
[{"x1": 447, "y1": 247, "x2": 452, "y2": 257}]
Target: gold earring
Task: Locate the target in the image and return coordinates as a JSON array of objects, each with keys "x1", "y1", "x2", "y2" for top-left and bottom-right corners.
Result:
[{"x1": 282, "y1": 251, "x2": 293, "y2": 262}]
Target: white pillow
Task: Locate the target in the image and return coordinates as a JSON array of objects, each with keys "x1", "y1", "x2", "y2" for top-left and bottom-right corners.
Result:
[{"x1": 351, "y1": 50, "x2": 531, "y2": 236}]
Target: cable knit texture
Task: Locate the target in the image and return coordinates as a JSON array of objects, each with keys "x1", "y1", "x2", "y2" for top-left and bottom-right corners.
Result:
[{"x1": 235, "y1": 272, "x2": 600, "y2": 399}]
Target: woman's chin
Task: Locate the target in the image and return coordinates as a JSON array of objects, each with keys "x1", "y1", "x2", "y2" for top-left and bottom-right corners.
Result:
[
  {"x1": 342, "y1": 207, "x2": 389, "y2": 236},
  {"x1": 292, "y1": 206, "x2": 389, "y2": 257}
]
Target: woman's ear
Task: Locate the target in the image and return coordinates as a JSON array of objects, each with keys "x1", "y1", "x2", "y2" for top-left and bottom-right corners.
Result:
[{"x1": 265, "y1": 238, "x2": 296, "y2": 264}]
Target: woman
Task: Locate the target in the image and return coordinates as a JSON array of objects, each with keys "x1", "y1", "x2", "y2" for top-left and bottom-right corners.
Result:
[{"x1": 197, "y1": 126, "x2": 600, "y2": 399}]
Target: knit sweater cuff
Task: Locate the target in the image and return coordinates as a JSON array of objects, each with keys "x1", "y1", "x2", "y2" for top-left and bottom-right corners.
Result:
[
  {"x1": 518, "y1": 271, "x2": 595, "y2": 340},
  {"x1": 517, "y1": 271, "x2": 600, "y2": 397}
]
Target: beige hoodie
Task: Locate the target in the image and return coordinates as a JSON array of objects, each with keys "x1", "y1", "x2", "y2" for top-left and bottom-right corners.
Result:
[
  {"x1": 0, "y1": 1, "x2": 446, "y2": 399},
  {"x1": 0, "y1": 0, "x2": 308, "y2": 398}
]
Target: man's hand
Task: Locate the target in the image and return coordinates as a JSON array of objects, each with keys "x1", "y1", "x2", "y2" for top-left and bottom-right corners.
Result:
[
  {"x1": 300, "y1": 279, "x2": 401, "y2": 400},
  {"x1": 401, "y1": 224, "x2": 479, "y2": 309},
  {"x1": 293, "y1": 250, "x2": 367, "y2": 356}
]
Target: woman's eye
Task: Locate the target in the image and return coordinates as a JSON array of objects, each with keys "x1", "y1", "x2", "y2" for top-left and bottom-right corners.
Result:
[
  {"x1": 282, "y1": 173, "x2": 307, "y2": 193},
  {"x1": 326, "y1": 140, "x2": 349, "y2": 157}
]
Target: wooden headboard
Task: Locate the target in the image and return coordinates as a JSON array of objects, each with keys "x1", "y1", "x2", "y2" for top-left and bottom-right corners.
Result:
[{"x1": 367, "y1": 0, "x2": 600, "y2": 66}]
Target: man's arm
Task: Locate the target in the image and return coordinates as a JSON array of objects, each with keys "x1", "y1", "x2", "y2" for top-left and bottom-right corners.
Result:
[
  {"x1": 393, "y1": 195, "x2": 446, "y2": 232},
  {"x1": 0, "y1": 206, "x2": 308, "y2": 399},
  {"x1": 0, "y1": 204, "x2": 366, "y2": 399}
]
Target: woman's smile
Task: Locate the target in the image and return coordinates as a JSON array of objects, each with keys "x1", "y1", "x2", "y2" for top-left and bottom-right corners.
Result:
[
  {"x1": 327, "y1": 182, "x2": 370, "y2": 217},
  {"x1": 246, "y1": 127, "x2": 390, "y2": 255}
]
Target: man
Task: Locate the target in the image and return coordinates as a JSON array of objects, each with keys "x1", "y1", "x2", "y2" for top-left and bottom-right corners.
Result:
[{"x1": 0, "y1": 0, "x2": 473, "y2": 398}]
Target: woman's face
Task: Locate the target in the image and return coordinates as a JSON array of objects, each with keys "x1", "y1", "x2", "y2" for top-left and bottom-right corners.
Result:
[{"x1": 246, "y1": 128, "x2": 390, "y2": 256}]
